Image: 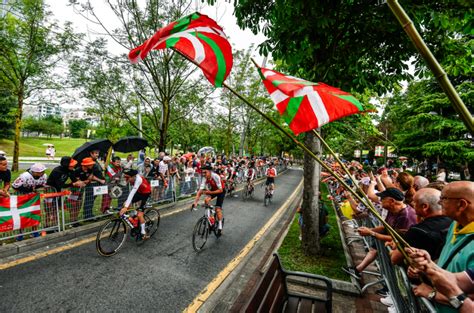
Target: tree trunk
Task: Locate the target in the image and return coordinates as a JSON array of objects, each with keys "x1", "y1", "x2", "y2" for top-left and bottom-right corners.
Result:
[
  {"x1": 301, "y1": 130, "x2": 322, "y2": 256},
  {"x1": 13, "y1": 88, "x2": 24, "y2": 172}
]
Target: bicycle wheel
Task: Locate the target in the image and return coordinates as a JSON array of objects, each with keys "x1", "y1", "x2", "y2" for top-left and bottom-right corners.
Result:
[
  {"x1": 192, "y1": 216, "x2": 209, "y2": 252},
  {"x1": 96, "y1": 218, "x2": 127, "y2": 257},
  {"x1": 144, "y1": 208, "x2": 160, "y2": 238}
]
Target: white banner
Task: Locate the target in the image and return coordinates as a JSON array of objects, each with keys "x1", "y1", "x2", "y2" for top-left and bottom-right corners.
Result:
[{"x1": 93, "y1": 185, "x2": 108, "y2": 196}]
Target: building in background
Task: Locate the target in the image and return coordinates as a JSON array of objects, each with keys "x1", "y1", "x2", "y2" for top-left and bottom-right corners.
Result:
[{"x1": 23, "y1": 103, "x2": 62, "y2": 118}]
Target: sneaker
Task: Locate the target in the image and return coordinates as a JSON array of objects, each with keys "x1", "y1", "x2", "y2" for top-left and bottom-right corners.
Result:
[
  {"x1": 216, "y1": 229, "x2": 222, "y2": 238},
  {"x1": 380, "y1": 295, "x2": 394, "y2": 307},
  {"x1": 376, "y1": 287, "x2": 389, "y2": 297},
  {"x1": 342, "y1": 266, "x2": 361, "y2": 280}
]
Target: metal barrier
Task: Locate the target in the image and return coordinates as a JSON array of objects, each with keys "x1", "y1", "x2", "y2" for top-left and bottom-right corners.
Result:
[
  {"x1": 1, "y1": 187, "x2": 61, "y2": 241},
  {"x1": 329, "y1": 187, "x2": 436, "y2": 313},
  {"x1": 1, "y1": 164, "x2": 288, "y2": 243}
]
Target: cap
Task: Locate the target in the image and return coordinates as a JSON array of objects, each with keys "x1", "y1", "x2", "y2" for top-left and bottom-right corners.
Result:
[
  {"x1": 69, "y1": 159, "x2": 78, "y2": 167},
  {"x1": 376, "y1": 188, "x2": 405, "y2": 201},
  {"x1": 163, "y1": 156, "x2": 171, "y2": 161},
  {"x1": 30, "y1": 163, "x2": 46, "y2": 173},
  {"x1": 360, "y1": 177, "x2": 371, "y2": 186},
  {"x1": 81, "y1": 157, "x2": 95, "y2": 166},
  {"x1": 201, "y1": 163, "x2": 213, "y2": 171}
]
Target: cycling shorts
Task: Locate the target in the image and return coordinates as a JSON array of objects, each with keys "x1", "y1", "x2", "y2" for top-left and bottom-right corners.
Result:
[
  {"x1": 132, "y1": 192, "x2": 151, "y2": 211},
  {"x1": 265, "y1": 177, "x2": 275, "y2": 186},
  {"x1": 209, "y1": 192, "x2": 225, "y2": 209}
]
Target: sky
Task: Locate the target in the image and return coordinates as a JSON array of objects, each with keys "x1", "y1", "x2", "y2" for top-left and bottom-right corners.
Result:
[
  {"x1": 47, "y1": 0, "x2": 267, "y2": 60},
  {"x1": 44, "y1": 0, "x2": 268, "y2": 109}
]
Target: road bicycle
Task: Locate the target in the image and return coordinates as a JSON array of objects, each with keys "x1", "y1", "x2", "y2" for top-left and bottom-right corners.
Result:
[
  {"x1": 241, "y1": 180, "x2": 254, "y2": 201},
  {"x1": 191, "y1": 203, "x2": 224, "y2": 252},
  {"x1": 264, "y1": 184, "x2": 273, "y2": 206},
  {"x1": 226, "y1": 179, "x2": 236, "y2": 197},
  {"x1": 96, "y1": 205, "x2": 160, "y2": 257}
]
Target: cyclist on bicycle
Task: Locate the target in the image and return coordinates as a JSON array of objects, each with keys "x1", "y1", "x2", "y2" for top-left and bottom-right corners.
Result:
[
  {"x1": 120, "y1": 169, "x2": 152, "y2": 240},
  {"x1": 265, "y1": 162, "x2": 277, "y2": 195},
  {"x1": 192, "y1": 164, "x2": 225, "y2": 237},
  {"x1": 245, "y1": 162, "x2": 256, "y2": 193}
]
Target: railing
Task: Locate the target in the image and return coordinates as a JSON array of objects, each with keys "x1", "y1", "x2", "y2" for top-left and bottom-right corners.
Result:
[
  {"x1": 1, "y1": 163, "x2": 287, "y2": 243},
  {"x1": 329, "y1": 186, "x2": 436, "y2": 313}
]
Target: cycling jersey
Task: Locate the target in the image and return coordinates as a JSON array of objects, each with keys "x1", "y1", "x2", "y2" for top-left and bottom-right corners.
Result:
[
  {"x1": 266, "y1": 167, "x2": 277, "y2": 177},
  {"x1": 124, "y1": 175, "x2": 151, "y2": 208},
  {"x1": 246, "y1": 168, "x2": 256, "y2": 181},
  {"x1": 200, "y1": 172, "x2": 225, "y2": 191}
]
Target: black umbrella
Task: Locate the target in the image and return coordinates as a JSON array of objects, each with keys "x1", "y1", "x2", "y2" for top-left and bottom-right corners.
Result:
[
  {"x1": 72, "y1": 139, "x2": 113, "y2": 162},
  {"x1": 113, "y1": 136, "x2": 149, "y2": 153}
]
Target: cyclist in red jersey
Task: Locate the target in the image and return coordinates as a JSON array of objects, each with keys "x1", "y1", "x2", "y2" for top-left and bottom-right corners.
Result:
[
  {"x1": 265, "y1": 162, "x2": 278, "y2": 195},
  {"x1": 120, "y1": 169, "x2": 152, "y2": 239},
  {"x1": 192, "y1": 164, "x2": 225, "y2": 236}
]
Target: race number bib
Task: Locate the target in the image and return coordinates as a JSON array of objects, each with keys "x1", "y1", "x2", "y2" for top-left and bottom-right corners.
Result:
[{"x1": 150, "y1": 180, "x2": 160, "y2": 187}]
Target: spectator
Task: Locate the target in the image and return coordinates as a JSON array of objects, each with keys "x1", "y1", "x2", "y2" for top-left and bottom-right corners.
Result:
[
  {"x1": 343, "y1": 188, "x2": 417, "y2": 280},
  {"x1": 137, "y1": 157, "x2": 153, "y2": 178},
  {"x1": 158, "y1": 156, "x2": 170, "y2": 198},
  {"x1": 0, "y1": 156, "x2": 11, "y2": 198},
  {"x1": 437, "y1": 167, "x2": 447, "y2": 182},
  {"x1": 394, "y1": 172, "x2": 416, "y2": 206},
  {"x1": 390, "y1": 187, "x2": 452, "y2": 265},
  {"x1": 122, "y1": 154, "x2": 134, "y2": 170},
  {"x1": 407, "y1": 248, "x2": 473, "y2": 313},
  {"x1": 46, "y1": 157, "x2": 84, "y2": 230},
  {"x1": 12, "y1": 163, "x2": 48, "y2": 238},
  {"x1": 12, "y1": 163, "x2": 48, "y2": 194},
  {"x1": 183, "y1": 160, "x2": 195, "y2": 194},
  {"x1": 409, "y1": 181, "x2": 474, "y2": 313},
  {"x1": 45, "y1": 145, "x2": 54, "y2": 160},
  {"x1": 101, "y1": 156, "x2": 124, "y2": 213},
  {"x1": 68, "y1": 157, "x2": 96, "y2": 224},
  {"x1": 137, "y1": 149, "x2": 145, "y2": 166},
  {"x1": 414, "y1": 175, "x2": 430, "y2": 191},
  {"x1": 82, "y1": 150, "x2": 106, "y2": 219}
]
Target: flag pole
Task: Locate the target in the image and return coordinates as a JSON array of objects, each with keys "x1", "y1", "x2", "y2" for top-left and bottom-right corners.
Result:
[{"x1": 311, "y1": 129, "x2": 410, "y2": 254}]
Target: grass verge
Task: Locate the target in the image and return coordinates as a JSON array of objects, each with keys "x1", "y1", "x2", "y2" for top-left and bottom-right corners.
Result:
[{"x1": 278, "y1": 183, "x2": 349, "y2": 281}]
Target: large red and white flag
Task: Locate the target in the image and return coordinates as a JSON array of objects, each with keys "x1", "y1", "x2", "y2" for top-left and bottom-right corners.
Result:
[{"x1": 0, "y1": 194, "x2": 41, "y2": 232}]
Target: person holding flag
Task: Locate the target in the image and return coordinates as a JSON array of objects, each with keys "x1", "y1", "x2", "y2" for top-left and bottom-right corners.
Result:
[{"x1": 0, "y1": 156, "x2": 11, "y2": 198}]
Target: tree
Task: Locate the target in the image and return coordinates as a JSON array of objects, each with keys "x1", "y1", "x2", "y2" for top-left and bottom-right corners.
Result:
[
  {"x1": 69, "y1": 0, "x2": 210, "y2": 151},
  {"x1": 0, "y1": 0, "x2": 77, "y2": 171},
  {"x1": 0, "y1": 91, "x2": 15, "y2": 139},
  {"x1": 216, "y1": 0, "x2": 472, "y2": 255},
  {"x1": 68, "y1": 119, "x2": 89, "y2": 138}
]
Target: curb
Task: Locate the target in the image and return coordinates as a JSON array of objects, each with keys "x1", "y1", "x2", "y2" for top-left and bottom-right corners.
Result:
[
  {"x1": 194, "y1": 176, "x2": 304, "y2": 312},
  {"x1": 0, "y1": 168, "x2": 289, "y2": 260}
]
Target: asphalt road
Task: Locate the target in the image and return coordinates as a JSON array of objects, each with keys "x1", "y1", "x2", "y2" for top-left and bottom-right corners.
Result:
[{"x1": 0, "y1": 169, "x2": 302, "y2": 313}]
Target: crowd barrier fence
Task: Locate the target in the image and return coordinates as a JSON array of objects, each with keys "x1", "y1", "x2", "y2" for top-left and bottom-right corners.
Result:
[
  {"x1": 1, "y1": 164, "x2": 287, "y2": 244},
  {"x1": 328, "y1": 184, "x2": 436, "y2": 313}
]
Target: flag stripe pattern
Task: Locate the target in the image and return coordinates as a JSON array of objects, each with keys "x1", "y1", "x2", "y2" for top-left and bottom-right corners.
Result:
[
  {"x1": 129, "y1": 12, "x2": 233, "y2": 87},
  {"x1": 0, "y1": 194, "x2": 41, "y2": 232},
  {"x1": 258, "y1": 67, "x2": 365, "y2": 135}
]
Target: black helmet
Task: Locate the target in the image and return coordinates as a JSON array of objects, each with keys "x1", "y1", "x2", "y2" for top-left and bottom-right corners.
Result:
[{"x1": 123, "y1": 169, "x2": 138, "y2": 176}]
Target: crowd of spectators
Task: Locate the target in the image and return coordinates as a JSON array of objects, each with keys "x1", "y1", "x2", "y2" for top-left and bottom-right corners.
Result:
[
  {"x1": 0, "y1": 149, "x2": 287, "y2": 240},
  {"x1": 323, "y1": 158, "x2": 473, "y2": 312}
]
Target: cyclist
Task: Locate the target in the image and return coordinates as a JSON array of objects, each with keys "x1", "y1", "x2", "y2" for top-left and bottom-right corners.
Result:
[
  {"x1": 226, "y1": 163, "x2": 236, "y2": 194},
  {"x1": 192, "y1": 164, "x2": 225, "y2": 237},
  {"x1": 245, "y1": 161, "x2": 256, "y2": 194},
  {"x1": 265, "y1": 162, "x2": 277, "y2": 195},
  {"x1": 120, "y1": 169, "x2": 152, "y2": 240}
]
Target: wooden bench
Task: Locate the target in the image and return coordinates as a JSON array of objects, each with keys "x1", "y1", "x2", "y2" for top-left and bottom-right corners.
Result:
[{"x1": 244, "y1": 254, "x2": 333, "y2": 313}]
